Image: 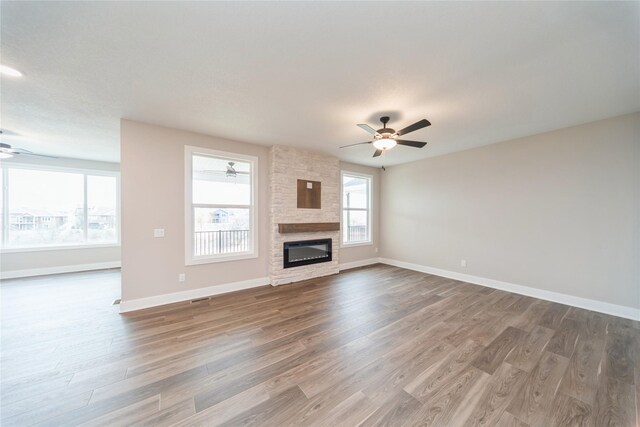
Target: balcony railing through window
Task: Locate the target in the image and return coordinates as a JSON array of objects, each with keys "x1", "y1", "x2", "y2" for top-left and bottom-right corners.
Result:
[
  {"x1": 346, "y1": 225, "x2": 367, "y2": 242},
  {"x1": 194, "y1": 230, "x2": 249, "y2": 256}
]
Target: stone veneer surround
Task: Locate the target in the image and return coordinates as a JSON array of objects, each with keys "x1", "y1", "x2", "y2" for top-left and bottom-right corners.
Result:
[{"x1": 269, "y1": 145, "x2": 340, "y2": 285}]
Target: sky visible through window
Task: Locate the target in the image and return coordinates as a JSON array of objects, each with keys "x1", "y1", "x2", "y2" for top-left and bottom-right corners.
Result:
[{"x1": 3, "y1": 168, "x2": 118, "y2": 247}]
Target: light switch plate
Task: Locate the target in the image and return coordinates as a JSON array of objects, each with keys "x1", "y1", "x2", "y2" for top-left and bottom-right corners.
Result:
[{"x1": 154, "y1": 228, "x2": 165, "y2": 238}]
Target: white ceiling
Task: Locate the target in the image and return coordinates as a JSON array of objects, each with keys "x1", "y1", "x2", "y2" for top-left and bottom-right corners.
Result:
[{"x1": 1, "y1": 2, "x2": 639, "y2": 166}]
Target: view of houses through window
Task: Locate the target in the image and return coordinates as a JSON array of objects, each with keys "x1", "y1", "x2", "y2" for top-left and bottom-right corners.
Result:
[
  {"x1": 342, "y1": 172, "x2": 372, "y2": 245},
  {"x1": 0, "y1": 166, "x2": 118, "y2": 249},
  {"x1": 189, "y1": 150, "x2": 255, "y2": 261}
]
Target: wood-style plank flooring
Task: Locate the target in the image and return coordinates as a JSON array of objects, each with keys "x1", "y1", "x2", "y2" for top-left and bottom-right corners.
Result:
[{"x1": 1, "y1": 265, "x2": 638, "y2": 426}]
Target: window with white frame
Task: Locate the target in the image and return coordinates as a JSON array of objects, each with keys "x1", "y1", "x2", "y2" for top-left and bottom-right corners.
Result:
[
  {"x1": 185, "y1": 146, "x2": 258, "y2": 264},
  {"x1": 0, "y1": 165, "x2": 119, "y2": 250},
  {"x1": 342, "y1": 171, "x2": 372, "y2": 245}
]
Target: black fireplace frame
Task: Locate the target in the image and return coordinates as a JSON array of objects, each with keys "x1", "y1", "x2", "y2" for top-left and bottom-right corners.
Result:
[{"x1": 283, "y1": 238, "x2": 332, "y2": 269}]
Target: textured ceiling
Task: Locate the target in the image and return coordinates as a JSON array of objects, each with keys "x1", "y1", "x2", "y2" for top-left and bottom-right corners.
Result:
[{"x1": 1, "y1": 1, "x2": 639, "y2": 166}]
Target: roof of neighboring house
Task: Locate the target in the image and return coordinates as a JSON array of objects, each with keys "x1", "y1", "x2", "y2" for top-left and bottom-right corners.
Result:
[
  {"x1": 88, "y1": 206, "x2": 116, "y2": 216},
  {"x1": 10, "y1": 207, "x2": 68, "y2": 217}
]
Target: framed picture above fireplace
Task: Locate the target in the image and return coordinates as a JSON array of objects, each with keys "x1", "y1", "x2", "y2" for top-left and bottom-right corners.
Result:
[{"x1": 297, "y1": 179, "x2": 321, "y2": 209}]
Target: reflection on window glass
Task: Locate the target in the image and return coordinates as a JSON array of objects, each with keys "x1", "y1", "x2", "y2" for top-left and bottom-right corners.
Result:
[{"x1": 192, "y1": 155, "x2": 251, "y2": 205}]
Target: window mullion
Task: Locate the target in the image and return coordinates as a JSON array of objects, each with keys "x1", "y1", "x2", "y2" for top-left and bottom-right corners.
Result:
[
  {"x1": 2, "y1": 168, "x2": 9, "y2": 248},
  {"x1": 83, "y1": 174, "x2": 88, "y2": 243}
]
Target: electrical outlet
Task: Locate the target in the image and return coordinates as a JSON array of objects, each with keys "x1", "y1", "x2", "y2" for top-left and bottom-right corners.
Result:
[
  {"x1": 154, "y1": 228, "x2": 165, "y2": 238},
  {"x1": 460, "y1": 259, "x2": 467, "y2": 268},
  {"x1": 178, "y1": 273, "x2": 185, "y2": 282},
  {"x1": 375, "y1": 247, "x2": 379, "y2": 253}
]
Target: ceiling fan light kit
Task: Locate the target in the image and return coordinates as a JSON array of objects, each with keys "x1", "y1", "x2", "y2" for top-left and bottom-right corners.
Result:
[
  {"x1": 342, "y1": 115, "x2": 431, "y2": 158},
  {"x1": 373, "y1": 138, "x2": 397, "y2": 150}
]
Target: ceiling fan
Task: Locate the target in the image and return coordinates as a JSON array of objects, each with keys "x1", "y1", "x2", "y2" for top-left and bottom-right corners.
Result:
[
  {"x1": 200, "y1": 161, "x2": 248, "y2": 178},
  {"x1": 226, "y1": 162, "x2": 238, "y2": 178},
  {"x1": 341, "y1": 116, "x2": 431, "y2": 157},
  {"x1": 0, "y1": 131, "x2": 57, "y2": 159},
  {"x1": 0, "y1": 143, "x2": 58, "y2": 159}
]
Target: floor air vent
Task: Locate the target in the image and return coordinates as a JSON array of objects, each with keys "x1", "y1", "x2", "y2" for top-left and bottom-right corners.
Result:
[{"x1": 112, "y1": 298, "x2": 121, "y2": 305}]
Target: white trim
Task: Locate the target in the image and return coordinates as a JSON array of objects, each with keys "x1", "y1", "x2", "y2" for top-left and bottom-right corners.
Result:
[
  {"x1": 339, "y1": 258, "x2": 379, "y2": 271},
  {"x1": 184, "y1": 146, "x2": 259, "y2": 266},
  {"x1": 378, "y1": 258, "x2": 640, "y2": 321},
  {"x1": 188, "y1": 252, "x2": 258, "y2": 265},
  {"x1": 1, "y1": 243, "x2": 120, "y2": 254},
  {"x1": 83, "y1": 174, "x2": 88, "y2": 242},
  {"x1": 1, "y1": 167, "x2": 8, "y2": 247},
  {"x1": 119, "y1": 276, "x2": 270, "y2": 313},
  {"x1": 341, "y1": 242, "x2": 374, "y2": 248},
  {"x1": 0, "y1": 161, "x2": 118, "y2": 175},
  {"x1": 0, "y1": 261, "x2": 121, "y2": 280},
  {"x1": 341, "y1": 170, "x2": 373, "y2": 247},
  {"x1": 0, "y1": 163, "x2": 121, "y2": 250}
]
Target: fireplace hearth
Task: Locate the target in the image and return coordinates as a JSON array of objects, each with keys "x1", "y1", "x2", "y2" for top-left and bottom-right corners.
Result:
[{"x1": 283, "y1": 239, "x2": 332, "y2": 269}]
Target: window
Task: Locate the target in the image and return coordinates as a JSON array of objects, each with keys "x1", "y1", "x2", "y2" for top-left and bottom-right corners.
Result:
[
  {"x1": 0, "y1": 165, "x2": 119, "y2": 250},
  {"x1": 342, "y1": 171, "x2": 372, "y2": 245},
  {"x1": 185, "y1": 146, "x2": 258, "y2": 264}
]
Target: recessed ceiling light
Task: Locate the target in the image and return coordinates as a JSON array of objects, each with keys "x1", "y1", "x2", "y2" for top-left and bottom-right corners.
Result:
[{"x1": 0, "y1": 65, "x2": 23, "y2": 77}]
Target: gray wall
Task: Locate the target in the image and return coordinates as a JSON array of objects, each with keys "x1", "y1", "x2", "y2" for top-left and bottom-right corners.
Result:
[
  {"x1": 120, "y1": 120, "x2": 272, "y2": 301},
  {"x1": 380, "y1": 113, "x2": 640, "y2": 309}
]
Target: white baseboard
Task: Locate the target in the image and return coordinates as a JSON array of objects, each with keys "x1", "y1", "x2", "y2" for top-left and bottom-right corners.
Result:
[
  {"x1": 0, "y1": 261, "x2": 121, "y2": 280},
  {"x1": 379, "y1": 258, "x2": 640, "y2": 321},
  {"x1": 119, "y1": 276, "x2": 270, "y2": 313},
  {"x1": 119, "y1": 257, "x2": 640, "y2": 320},
  {"x1": 339, "y1": 258, "x2": 380, "y2": 271}
]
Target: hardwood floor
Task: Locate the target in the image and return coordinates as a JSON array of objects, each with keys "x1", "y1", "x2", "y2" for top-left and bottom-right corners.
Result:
[{"x1": 1, "y1": 264, "x2": 638, "y2": 426}]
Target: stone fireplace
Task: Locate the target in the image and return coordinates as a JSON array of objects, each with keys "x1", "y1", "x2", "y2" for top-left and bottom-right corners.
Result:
[{"x1": 269, "y1": 145, "x2": 340, "y2": 285}]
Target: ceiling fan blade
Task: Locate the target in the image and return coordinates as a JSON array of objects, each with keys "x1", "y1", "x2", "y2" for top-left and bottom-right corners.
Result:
[
  {"x1": 396, "y1": 119, "x2": 431, "y2": 136},
  {"x1": 13, "y1": 147, "x2": 33, "y2": 154},
  {"x1": 203, "y1": 169, "x2": 249, "y2": 175},
  {"x1": 372, "y1": 149, "x2": 383, "y2": 158},
  {"x1": 357, "y1": 124, "x2": 382, "y2": 137},
  {"x1": 396, "y1": 139, "x2": 427, "y2": 148},
  {"x1": 340, "y1": 141, "x2": 371, "y2": 149},
  {"x1": 17, "y1": 151, "x2": 59, "y2": 159}
]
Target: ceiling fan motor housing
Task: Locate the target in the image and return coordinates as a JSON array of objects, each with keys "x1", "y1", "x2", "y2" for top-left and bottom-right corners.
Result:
[
  {"x1": 377, "y1": 116, "x2": 395, "y2": 137},
  {"x1": 376, "y1": 128, "x2": 396, "y2": 137}
]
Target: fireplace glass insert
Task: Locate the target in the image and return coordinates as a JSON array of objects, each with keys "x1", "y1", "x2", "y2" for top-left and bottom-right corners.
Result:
[{"x1": 283, "y1": 239, "x2": 332, "y2": 268}]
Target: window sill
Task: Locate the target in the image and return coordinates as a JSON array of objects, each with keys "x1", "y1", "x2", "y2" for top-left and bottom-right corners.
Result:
[
  {"x1": 341, "y1": 241, "x2": 373, "y2": 249},
  {"x1": 185, "y1": 251, "x2": 258, "y2": 266},
  {"x1": 1, "y1": 243, "x2": 121, "y2": 254}
]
